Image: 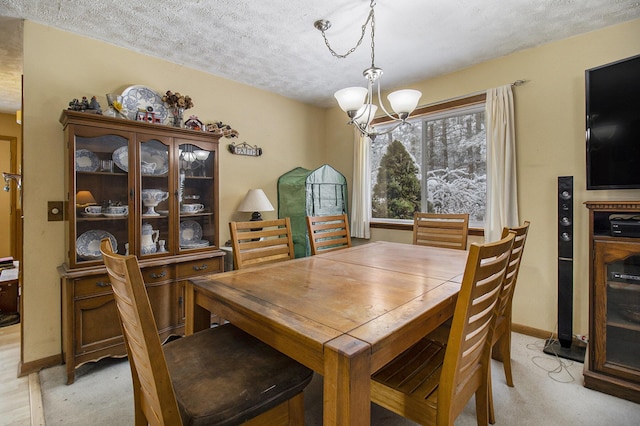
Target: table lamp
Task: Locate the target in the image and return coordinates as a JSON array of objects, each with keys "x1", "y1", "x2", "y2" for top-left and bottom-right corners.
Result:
[
  {"x1": 237, "y1": 189, "x2": 274, "y2": 221},
  {"x1": 76, "y1": 190, "x2": 97, "y2": 207}
]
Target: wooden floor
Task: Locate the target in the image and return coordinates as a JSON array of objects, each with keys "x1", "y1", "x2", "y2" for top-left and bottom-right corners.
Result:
[{"x1": 0, "y1": 323, "x2": 44, "y2": 426}]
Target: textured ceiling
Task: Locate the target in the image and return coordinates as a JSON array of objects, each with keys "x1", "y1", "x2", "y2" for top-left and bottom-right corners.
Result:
[{"x1": 0, "y1": 0, "x2": 639, "y2": 114}]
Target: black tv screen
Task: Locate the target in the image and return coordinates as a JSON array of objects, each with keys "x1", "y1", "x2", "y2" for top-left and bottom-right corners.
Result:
[{"x1": 586, "y1": 54, "x2": 640, "y2": 190}]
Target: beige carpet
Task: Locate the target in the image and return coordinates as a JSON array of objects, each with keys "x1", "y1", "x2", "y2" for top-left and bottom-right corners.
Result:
[{"x1": 40, "y1": 333, "x2": 639, "y2": 425}]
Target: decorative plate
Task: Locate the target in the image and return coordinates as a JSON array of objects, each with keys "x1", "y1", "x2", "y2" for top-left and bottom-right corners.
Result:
[
  {"x1": 180, "y1": 220, "x2": 202, "y2": 245},
  {"x1": 180, "y1": 239, "x2": 209, "y2": 249},
  {"x1": 112, "y1": 146, "x2": 129, "y2": 172},
  {"x1": 75, "y1": 149, "x2": 100, "y2": 172},
  {"x1": 76, "y1": 230, "x2": 117, "y2": 260},
  {"x1": 120, "y1": 85, "x2": 169, "y2": 124},
  {"x1": 111, "y1": 145, "x2": 168, "y2": 175}
]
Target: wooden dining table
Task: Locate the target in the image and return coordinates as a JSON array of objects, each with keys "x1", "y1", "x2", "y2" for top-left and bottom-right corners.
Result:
[{"x1": 185, "y1": 241, "x2": 468, "y2": 425}]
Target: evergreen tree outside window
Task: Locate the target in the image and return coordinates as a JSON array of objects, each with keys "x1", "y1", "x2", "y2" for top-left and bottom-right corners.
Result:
[{"x1": 370, "y1": 101, "x2": 486, "y2": 227}]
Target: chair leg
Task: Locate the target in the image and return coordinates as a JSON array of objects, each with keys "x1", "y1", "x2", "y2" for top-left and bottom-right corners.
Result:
[
  {"x1": 500, "y1": 328, "x2": 514, "y2": 387},
  {"x1": 476, "y1": 381, "x2": 490, "y2": 426},
  {"x1": 243, "y1": 392, "x2": 305, "y2": 425},
  {"x1": 488, "y1": 362, "x2": 495, "y2": 425}
]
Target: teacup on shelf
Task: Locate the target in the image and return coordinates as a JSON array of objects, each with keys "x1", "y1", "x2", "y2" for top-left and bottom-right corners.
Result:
[
  {"x1": 106, "y1": 205, "x2": 128, "y2": 215},
  {"x1": 181, "y1": 203, "x2": 204, "y2": 213},
  {"x1": 84, "y1": 205, "x2": 102, "y2": 214}
]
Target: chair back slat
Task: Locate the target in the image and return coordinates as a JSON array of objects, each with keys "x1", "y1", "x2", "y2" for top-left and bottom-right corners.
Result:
[
  {"x1": 306, "y1": 214, "x2": 352, "y2": 255},
  {"x1": 100, "y1": 239, "x2": 183, "y2": 426},
  {"x1": 229, "y1": 217, "x2": 295, "y2": 269},
  {"x1": 496, "y1": 221, "x2": 531, "y2": 318},
  {"x1": 437, "y1": 231, "x2": 514, "y2": 423},
  {"x1": 413, "y1": 213, "x2": 469, "y2": 250},
  {"x1": 370, "y1": 231, "x2": 514, "y2": 426}
]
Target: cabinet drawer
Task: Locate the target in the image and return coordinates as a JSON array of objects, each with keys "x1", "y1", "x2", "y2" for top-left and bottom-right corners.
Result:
[
  {"x1": 141, "y1": 265, "x2": 174, "y2": 284},
  {"x1": 74, "y1": 275, "x2": 113, "y2": 298},
  {"x1": 176, "y1": 257, "x2": 223, "y2": 279}
]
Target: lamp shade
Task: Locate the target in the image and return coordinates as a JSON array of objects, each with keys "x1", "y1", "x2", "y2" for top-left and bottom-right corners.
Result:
[
  {"x1": 334, "y1": 87, "x2": 368, "y2": 113},
  {"x1": 194, "y1": 150, "x2": 210, "y2": 161},
  {"x1": 76, "y1": 190, "x2": 97, "y2": 206},
  {"x1": 237, "y1": 189, "x2": 274, "y2": 213},
  {"x1": 353, "y1": 104, "x2": 378, "y2": 126},
  {"x1": 387, "y1": 89, "x2": 422, "y2": 115}
]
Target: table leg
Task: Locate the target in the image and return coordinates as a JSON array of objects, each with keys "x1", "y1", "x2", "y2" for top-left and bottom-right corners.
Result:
[
  {"x1": 184, "y1": 282, "x2": 211, "y2": 334},
  {"x1": 323, "y1": 335, "x2": 371, "y2": 425}
]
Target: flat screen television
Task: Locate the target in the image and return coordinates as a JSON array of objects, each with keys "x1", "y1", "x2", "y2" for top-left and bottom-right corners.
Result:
[{"x1": 586, "y1": 54, "x2": 640, "y2": 190}]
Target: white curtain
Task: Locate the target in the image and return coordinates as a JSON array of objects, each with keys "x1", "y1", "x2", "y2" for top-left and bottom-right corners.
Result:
[
  {"x1": 350, "y1": 131, "x2": 371, "y2": 239},
  {"x1": 485, "y1": 85, "x2": 519, "y2": 242}
]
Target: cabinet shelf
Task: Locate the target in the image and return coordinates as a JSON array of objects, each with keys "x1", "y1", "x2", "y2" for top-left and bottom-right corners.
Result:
[
  {"x1": 607, "y1": 281, "x2": 640, "y2": 292},
  {"x1": 606, "y1": 310, "x2": 640, "y2": 332},
  {"x1": 77, "y1": 217, "x2": 128, "y2": 223}
]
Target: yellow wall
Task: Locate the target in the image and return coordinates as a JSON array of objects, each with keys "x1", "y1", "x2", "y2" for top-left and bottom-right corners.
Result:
[
  {"x1": 326, "y1": 18, "x2": 640, "y2": 336},
  {"x1": 21, "y1": 22, "x2": 325, "y2": 363}
]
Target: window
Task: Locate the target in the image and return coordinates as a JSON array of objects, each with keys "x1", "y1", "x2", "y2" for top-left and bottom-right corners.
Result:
[{"x1": 370, "y1": 96, "x2": 486, "y2": 227}]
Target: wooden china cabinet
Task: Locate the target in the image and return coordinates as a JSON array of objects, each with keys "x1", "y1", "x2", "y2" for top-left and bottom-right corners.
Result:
[
  {"x1": 58, "y1": 110, "x2": 224, "y2": 384},
  {"x1": 585, "y1": 201, "x2": 640, "y2": 403}
]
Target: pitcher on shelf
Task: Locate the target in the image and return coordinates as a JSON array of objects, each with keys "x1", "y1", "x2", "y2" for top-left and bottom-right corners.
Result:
[{"x1": 141, "y1": 223, "x2": 159, "y2": 254}]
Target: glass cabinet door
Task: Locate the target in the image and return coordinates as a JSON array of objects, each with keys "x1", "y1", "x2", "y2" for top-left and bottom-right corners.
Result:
[
  {"x1": 178, "y1": 141, "x2": 215, "y2": 252},
  {"x1": 595, "y1": 241, "x2": 640, "y2": 378},
  {"x1": 605, "y1": 256, "x2": 640, "y2": 370},
  {"x1": 139, "y1": 136, "x2": 171, "y2": 257},
  {"x1": 74, "y1": 132, "x2": 130, "y2": 265}
]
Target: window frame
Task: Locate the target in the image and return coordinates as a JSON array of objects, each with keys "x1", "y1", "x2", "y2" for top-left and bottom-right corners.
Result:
[{"x1": 369, "y1": 93, "x2": 487, "y2": 234}]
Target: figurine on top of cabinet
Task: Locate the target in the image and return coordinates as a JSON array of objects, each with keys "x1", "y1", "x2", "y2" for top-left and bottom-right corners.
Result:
[
  {"x1": 184, "y1": 115, "x2": 204, "y2": 131},
  {"x1": 206, "y1": 121, "x2": 239, "y2": 138},
  {"x1": 68, "y1": 96, "x2": 102, "y2": 114}
]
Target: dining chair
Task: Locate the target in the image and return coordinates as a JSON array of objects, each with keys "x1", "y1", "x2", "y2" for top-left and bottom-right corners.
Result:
[
  {"x1": 229, "y1": 217, "x2": 295, "y2": 269},
  {"x1": 488, "y1": 221, "x2": 530, "y2": 424},
  {"x1": 306, "y1": 213, "x2": 352, "y2": 255},
  {"x1": 413, "y1": 212, "x2": 470, "y2": 250},
  {"x1": 100, "y1": 238, "x2": 312, "y2": 426},
  {"x1": 371, "y1": 231, "x2": 515, "y2": 426}
]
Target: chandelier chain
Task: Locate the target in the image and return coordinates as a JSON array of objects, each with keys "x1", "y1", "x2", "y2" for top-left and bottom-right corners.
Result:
[
  {"x1": 318, "y1": 0, "x2": 376, "y2": 61},
  {"x1": 369, "y1": 6, "x2": 376, "y2": 68},
  {"x1": 315, "y1": 0, "x2": 422, "y2": 140}
]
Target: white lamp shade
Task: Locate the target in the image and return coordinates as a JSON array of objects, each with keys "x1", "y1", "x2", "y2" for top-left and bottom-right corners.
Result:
[
  {"x1": 387, "y1": 89, "x2": 422, "y2": 115},
  {"x1": 353, "y1": 104, "x2": 378, "y2": 126},
  {"x1": 334, "y1": 87, "x2": 368, "y2": 113},
  {"x1": 194, "y1": 150, "x2": 210, "y2": 160},
  {"x1": 237, "y1": 189, "x2": 275, "y2": 212},
  {"x1": 182, "y1": 151, "x2": 197, "y2": 162}
]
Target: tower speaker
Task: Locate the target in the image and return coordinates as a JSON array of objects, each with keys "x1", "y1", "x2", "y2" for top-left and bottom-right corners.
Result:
[
  {"x1": 544, "y1": 176, "x2": 584, "y2": 362},
  {"x1": 557, "y1": 176, "x2": 573, "y2": 348}
]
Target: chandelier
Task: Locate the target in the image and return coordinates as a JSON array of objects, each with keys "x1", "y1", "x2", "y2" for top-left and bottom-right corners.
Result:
[{"x1": 315, "y1": 0, "x2": 422, "y2": 139}]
